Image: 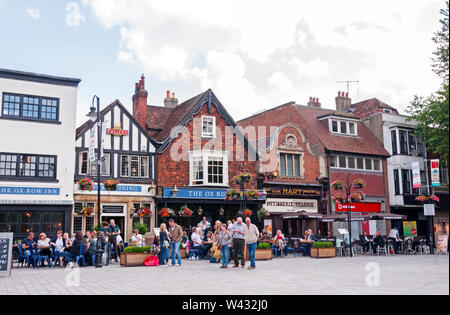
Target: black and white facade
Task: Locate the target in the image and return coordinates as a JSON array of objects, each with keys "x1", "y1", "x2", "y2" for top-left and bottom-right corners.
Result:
[
  {"x1": 74, "y1": 100, "x2": 157, "y2": 241},
  {"x1": 0, "y1": 68, "x2": 81, "y2": 240}
]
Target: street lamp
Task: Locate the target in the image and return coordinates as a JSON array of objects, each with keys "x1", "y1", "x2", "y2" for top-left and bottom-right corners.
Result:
[{"x1": 86, "y1": 95, "x2": 103, "y2": 268}]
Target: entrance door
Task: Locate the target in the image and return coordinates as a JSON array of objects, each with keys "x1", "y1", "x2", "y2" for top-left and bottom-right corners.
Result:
[{"x1": 102, "y1": 216, "x2": 125, "y2": 239}]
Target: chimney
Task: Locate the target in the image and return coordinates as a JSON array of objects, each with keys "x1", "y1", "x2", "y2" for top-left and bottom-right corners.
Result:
[
  {"x1": 132, "y1": 74, "x2": 148, "y2": 129},
  {"x1": 307, "y1": 97, "x2": 321, "y2": 108},
  {"x1": 335, "y1": 91, "x2": 352, "y2": 111},
  {"x1": 164, "y1": 90, "x2": 178, "y2": 108}
]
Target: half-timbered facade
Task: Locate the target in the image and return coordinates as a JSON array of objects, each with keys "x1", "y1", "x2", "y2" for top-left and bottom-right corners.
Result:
[{"x1": 74, "y1": 100, "x2": 157, "y2": 241}]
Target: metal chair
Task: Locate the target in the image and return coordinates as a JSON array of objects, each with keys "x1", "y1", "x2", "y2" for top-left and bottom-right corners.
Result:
[
  {"x1": 386, "y1": 240, "x2": 395, "y2": 255},
  {"x1": 16, "y1": 245, "x2": 33, "y2": 268}
]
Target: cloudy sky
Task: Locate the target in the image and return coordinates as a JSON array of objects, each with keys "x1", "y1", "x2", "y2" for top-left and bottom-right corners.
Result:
[{"x1": 0, "y1": 0, "x2": 444, "y2": 125}]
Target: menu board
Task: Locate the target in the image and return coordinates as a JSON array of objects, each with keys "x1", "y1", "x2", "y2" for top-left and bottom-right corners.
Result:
[{"x1": 0, "y1": 233, "x2": 13, "y2": 277}]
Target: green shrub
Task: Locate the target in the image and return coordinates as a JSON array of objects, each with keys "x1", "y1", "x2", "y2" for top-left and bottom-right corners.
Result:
[
  {"x1": 123, "y1": 246, "x2": 152, "y2": 253},
  {"x1": 133, "y1": 223, "x2": 148, "y2": 235},
  {"x1": 312, "y1": 242, "x2": 334, "y2": 248},
  {"x1": 257, "y1": 242, "x2": 271, "y2": 249}
]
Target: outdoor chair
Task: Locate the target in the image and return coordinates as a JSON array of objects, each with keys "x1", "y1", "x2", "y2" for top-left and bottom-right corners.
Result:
[
  {"x1": 271, "y1": 244, "x2": 280, "y2": 258},
  {"x1": 376, "y1": 244, "x2": 388, "y2": 255},
  {"x1": 34, "y1": 248, "x2": 52, "y2": 269},
  {"x1": 284, "y1": 241, "x2": 297, "y2": 257},
  {"x1": 17, "y1": 245, "x2": 33, "y2": 268},
  {"x1": 188, "y1": 241, "x2": 202, "y2": 260},
  {"x1": 386, "y1": 240, "x2": 395, "y2": 255}
]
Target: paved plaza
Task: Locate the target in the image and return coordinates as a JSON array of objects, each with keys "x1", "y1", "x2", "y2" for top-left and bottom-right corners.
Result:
[{"x1": 0, "y1": 255, "x2": 448, "y2": 295}]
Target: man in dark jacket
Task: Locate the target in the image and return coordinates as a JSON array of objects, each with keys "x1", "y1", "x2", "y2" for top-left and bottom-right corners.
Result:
[{"x1": 373, "y1": 231, "x2": 385, "y2": 254}]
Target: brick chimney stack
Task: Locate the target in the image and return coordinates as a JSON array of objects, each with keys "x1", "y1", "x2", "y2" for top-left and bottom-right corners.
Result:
[
  {"x1": 335, "y1": 91, "x2": 351, "y2": 111},
  {"x1": 307, "y1": 97, "x2": 321, "y2": 108},
  {"x1": 132, "y1": 74, "x2": 148, "y2": 129},
  {"x1": 164, "y1": 90, "x2": 178, "y2": 108}
]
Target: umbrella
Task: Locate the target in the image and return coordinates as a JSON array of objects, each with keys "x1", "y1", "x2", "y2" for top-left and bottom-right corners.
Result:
[
  {"x1": 368, "y1": 213, "x2": 407, "y2": 220},
  {"x1": 282, "y1": 211, "x2": 323, "y2": 220},
  {"x1": 320, "y1": 213, "x2": 370, "y2": 222}
]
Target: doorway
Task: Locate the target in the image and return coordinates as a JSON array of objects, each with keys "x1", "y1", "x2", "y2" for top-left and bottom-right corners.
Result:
[{"x1": 102, "y1": 216, "x2": 125, "y2": 239}]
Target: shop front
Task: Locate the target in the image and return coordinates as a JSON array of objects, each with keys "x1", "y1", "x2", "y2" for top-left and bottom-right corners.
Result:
[
  {"x1": 73, "y1": 183, "x2": 156, "y2": 242},
  {"x1": 156, "y1": 187, "x2": 266, "y2": 232},
  {"x1": 262, "y1": 183, "x2": 322, "y2": 237}
]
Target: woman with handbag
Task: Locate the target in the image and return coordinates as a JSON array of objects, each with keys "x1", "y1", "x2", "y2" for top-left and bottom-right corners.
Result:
[
  {"x1": 217, "y1": 223, "x2": 232, "y2": 269},
  {"x1": 159, "y1": 223, "x2": 170, "y2": 266}
]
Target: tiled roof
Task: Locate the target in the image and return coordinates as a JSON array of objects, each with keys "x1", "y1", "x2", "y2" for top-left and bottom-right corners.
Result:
[
  {"x1": 349, "y1": 98, "x2": 399, "y2": 119},
  {"x1": 146, "y1": 90, "x2": 210, "y2": 142}
]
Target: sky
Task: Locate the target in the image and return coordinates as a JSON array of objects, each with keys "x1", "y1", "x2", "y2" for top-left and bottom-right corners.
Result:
[{"x1": 0, "y1": 0, "x2": 445, "y2": 125}]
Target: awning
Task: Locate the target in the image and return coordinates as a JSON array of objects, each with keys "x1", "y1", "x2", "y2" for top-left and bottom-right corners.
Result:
[
  {"x1": 320, "y1": 213, "x2": 370, "y2": 222},
  {"x1": 368, "y1": 213, "x2": 407, "y2": 220},
  {"x1": 282, "y1": 211, "x2": 323, "y2": 220}
]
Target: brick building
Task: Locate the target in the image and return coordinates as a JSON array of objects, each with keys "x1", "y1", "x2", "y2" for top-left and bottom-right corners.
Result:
[
  {"x1": 239, "y1": 93, "x2": 391, "y2": 239},
  {"x1": 132, "y1": 76, "x2": 264, "y2": 230}
]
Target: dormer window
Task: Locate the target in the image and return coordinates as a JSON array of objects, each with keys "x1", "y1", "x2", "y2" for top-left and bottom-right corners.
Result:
[
  {"x1": 202, "y1": 116, "x2": 216, "y2": 138},
  {"x1": 329, "y1": 119, "x2": 357, "y2": 136}
]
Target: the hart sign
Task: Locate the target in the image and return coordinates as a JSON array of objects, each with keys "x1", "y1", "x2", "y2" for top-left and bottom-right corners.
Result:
[
  {"x1": 107, "y1": 122, "x2": 128, "y2": 136},
  {"x1": 335, "y1": 202, "x2": 382, "y2": 213}
]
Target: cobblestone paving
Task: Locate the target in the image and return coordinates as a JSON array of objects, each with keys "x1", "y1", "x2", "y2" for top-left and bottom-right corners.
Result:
[{"x1": 0, "y1": 255, "x2": 448, "y2": 295}]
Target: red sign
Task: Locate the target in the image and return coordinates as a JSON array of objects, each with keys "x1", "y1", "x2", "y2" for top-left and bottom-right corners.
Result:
[
  {"x1": 335, "y1": 202, "x2": 382, "y2": 213},
  {"x1": 107, "y1": 128, "x2": 129, "y2": 136}
]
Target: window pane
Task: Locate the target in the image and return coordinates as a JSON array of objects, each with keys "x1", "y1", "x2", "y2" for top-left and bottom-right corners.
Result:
[
  {"x1": 399, "y1": 130, "x2": 408, "y2": 154},
  {"x1": 192, "y1": 156, "x2": 203, "y2": 185},
  {"x1": 357, "y1": 158, "x2": 364, "y2": 170},
  {"x1": 130, "y1": 156, "x2": 139, "y2": 177},
  {"x1": 294, "y1": 155, "x2": 300, "y2": 177},
  {"x1": 340, "y1": 122, "x2": 347, "y2": 134},
  {"x1": 331, "y1": 120, "x2": 338, "y2": 132},
  {"x1": 391, "y1": 130, "x2": 398, "y2": 155},
  {"x1": 338, "y1": 156, "x2": 347, "y2": 168},
  {"x1": 280, "y1": 154, "x2": 286, "y2": 176},
  {"x1": 73, "y1": 217, "x2": 83, "y2": 233},
  {"x1": 287, "y1": 154, "x2": 293, "y2": 177},
  {"x1": 121, "y1": 155, "x2": 129, "y2": 177},
  {"x1": 347, "y1": 157, "x2": 355, "y2": 169},
  {"x1": 140, "y1": 156, "x2": 149, "y2": 178},
  {"x1": 365, "y1": 159, "x2": 372, "y2": 170},
  {"x1": 202, "y1": 116, "x2": 215, "y2": 137},
  {"x1": 207, "y1": 156, "x2": 224, "y2": 184},
  {"x1": 373, "y1": 159, "x2": 381, "y2": 171},
  {"x1": 349, "y1": 123, "x2": 355, "y2": 135},
  {"x1": 330, "y1": 155, "x2": 337, "y2": 168}
]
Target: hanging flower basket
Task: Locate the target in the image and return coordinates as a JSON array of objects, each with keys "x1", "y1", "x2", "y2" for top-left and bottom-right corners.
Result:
[
  {"x1": 416, "y1": 195, "x2": 440, "y2": 203},
  {"x1": 257, "y1": 208, "x2": 270, "y2": 219},
  {"x1": 350, "y1": 191, "x2": 366, "y2": 203},
  {"x1": 241, "y1": 209, "x2": 253, "y2": 217},
  {"x1": 233, "y1": 172, "x2": 252, "y2": 185},
  {"x1": 331, "y1": 180, "x2": 345, "y2": 191},
  {"x1": 244, "y1": 190, "x2": 262, "y2": 200},
  {"x1": 159, "y1": 207, "x2": 174, "y2": 217},
  {"x1": 179, "y1": 206, "x2": 194, "y2": 217},
  {"x1": 78, "y1": 178, "x2": 94, "y2": 191},
  {"x1": 79, "y1": 207, "x2": 94, "y2": 217},
  {"x1": 225, "y1": 189, "x2": 243, "y2": 201},
  {"x1": 352, "y1": 179, "x2": 366, "y2": 189},
  {"x1": 137, "y1": 208, "x2": 152, "y2": 217},
  {"x1": 103, "y1": 179, "x2": 120, "y2": 191},
  {"x1": 333, "y1": 193, "x2": 346, "y2": 204}
]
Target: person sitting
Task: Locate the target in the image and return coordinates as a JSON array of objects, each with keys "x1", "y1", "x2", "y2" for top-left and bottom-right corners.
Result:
[
  {"x1": 70, "y1": 232, "x2": 87, "y2": 265},
  {"x1": 21, "y1": 232, "x2": 36, "y2": 261},
  {"x1": 388, "y1": 227, "x2": 400, "y2": 253},
  {"x1": 50, "y1": 230, "x2": 71, "y2": 267},
  {"x1": 307, "y1": 229, "x2": 315, "y2": 241},
  {"x1": 273, "y1": 230, "x2": 285, "y2": 256},
  {"x1": 373, "y1": 231, "x2": 386, "y2": 254},
  {"x1": 359, "y1": 232, "x2": 371, "y2": 253},
  {"x1": 37, "y1": 233, "x2": 52, "y2": 265},
  {"x1": 131, "y1": 229, "x2": 144, "y2": 247},
  {"x1": 191, "y1": 228, "x2": 205, "y2": 259},
  {"x1": 181, "y1": 231, "x2": 188, "y2": 247},
  {"x1": 203, "y1": 231, "x2": 214, "y2": 257}
]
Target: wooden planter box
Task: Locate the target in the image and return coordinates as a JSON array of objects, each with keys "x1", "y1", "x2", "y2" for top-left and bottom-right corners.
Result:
[
  {"x1": 246, "y1": 248, "x2": 273, "y2": 261},
  {"x1": 310, "y1": 247, "x2": 336, "y2": 258},
  {"x1": 169, "y1": 248, "x2": 187, "y2": 259},
  {"x1": 120, "y1": 253, "x2": 155, "y2": 267}
]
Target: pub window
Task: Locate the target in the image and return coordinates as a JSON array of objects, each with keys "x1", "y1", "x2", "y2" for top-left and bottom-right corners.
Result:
[
  {"x1": 38, "y1": 156, "x2": 56, "y2": 178},
  {"x1": 133, "y1": 203, "x2": 141, "y2": 211},
  {"x1": 0, "y1": 153, "x2": 17, "y2": 176},
  {"x1": 19, "y1": 155, "x2": 37, "y2": 177},
  {"x1": 74, "y1": 202, "x2": 83, "y2": 213},
  {"x1": 132, "y1": 216, "x2": 140, "y2": 228},
  {"x1": 192, "y1": 156, "x2": 204, "y2": 185},
  {"x1": 143, "y1": 216, "x2": 151, "y2": 232},
  {"x1": 85, "y1": 217, "x2": 94, "y2": 232},
  {"x1": 280, "y1": 153, "x2": 302, "y2": 177},
  {"x1": 73, "y1": 217, "x2": 82, "y2": 233},
  {"x1": 90, "y1": 153, "x2": 110, "y2": 177},
  {"x1": 120, "y1": 155, "x2": 130, "y2": 177},
  {"x1": 2, "y1": 93, "x2": 59, "y2": 122},
  {"x1": 79, "y1": 152, "x2": 88, "y2": 175},
  {"x1": 140, "y1": 156, "x2": 149, "y2": 178},
  {"x1": 208, "y1": 156, "x2": 224, "y2": 184},
  {"x1": 0, "y1": 153, "x2": 56, "y2": 180},
  {"x1": 190, "y1": 151, "x2": 228, "y2": 186},
  {"x1": 393, "y1": 170, "x2": 400, "y2": 195},
  {"x1": 391, "y1": 130, "x2": 398, "y2": 155},
  {"x1": 130, "y1": 155, "x2": 139, "y2": 178}
]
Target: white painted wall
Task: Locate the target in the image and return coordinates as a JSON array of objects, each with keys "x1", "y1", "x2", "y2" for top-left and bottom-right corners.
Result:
[{"x1": 0, "y1": 77, "x2": 79, "y2": 204}]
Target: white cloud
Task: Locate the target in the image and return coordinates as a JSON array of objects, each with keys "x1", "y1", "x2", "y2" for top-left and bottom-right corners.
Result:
[
  {"x1": 66, "y1": 2, "x2": 85, "y2": 28},
  {"x1": 82, "y1": 0, "x2": 443, "y2": 117},
  {"x1": 26, "y1": 8, "x2": 40, "y2": 19}
]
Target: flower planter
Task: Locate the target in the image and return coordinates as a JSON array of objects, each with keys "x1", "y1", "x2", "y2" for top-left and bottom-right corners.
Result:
[
  {"x1": 169, "y1": 248, "x2": 187, "y2": 259},
  {"x1": 120, "y1": 252, "x2": 156, "y2": 267},
  {"x1": 310, "y1": 247, "x2": 336, "y2": 258},
  {"x1": 246, "y1": 248, "x2": 273, "y2": 261}
]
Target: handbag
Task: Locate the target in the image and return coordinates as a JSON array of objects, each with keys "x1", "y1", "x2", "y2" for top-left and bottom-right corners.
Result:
[
  {"x1": 217, "y1": 244, "x2": 222, "y2": 251},
  {"x1": 164, "y1": 240, "x2": 170, "y2": 248}
]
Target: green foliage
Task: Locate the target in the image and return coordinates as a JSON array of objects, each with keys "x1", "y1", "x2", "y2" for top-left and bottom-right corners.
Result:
[
  {"x1": 312, "y1": 242, "x2": 334, "y2": 248},
  {"x1": 123, "y1": 246, "x2": 152, "y2": 253},
  {"x1": 133, "y1": 223, "x2": 148, "y2": 235},
  {"x1": 407, "y1": 2, "x2": 449, "y2": 161},
  {"x1": 257, "y1": 242, "x2": 271, "y2": 249}
]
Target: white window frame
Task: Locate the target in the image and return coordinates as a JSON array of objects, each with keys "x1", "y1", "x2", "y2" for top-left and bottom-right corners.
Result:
[
  {"x1": 79, "y1": 151, "x2": 88, "y2": 175},
  {"x1": 201, "y1": 116, "x2": 216, "y2": 138},
  {"x1": 328, "y1": 118, "x2": 358, "y2": 136},
  {"x1": 120, "y1": 154, "x2": 149, "y2": 178},
  {"x1": 189, "y1": 150, "x2": 228, "y2": 186},
  {"x1": 330, "y1": 154, "x2": 382, "y2": 172},
  {"x1": 90, "y1": 153, "x2": 110, "y2": 176}
]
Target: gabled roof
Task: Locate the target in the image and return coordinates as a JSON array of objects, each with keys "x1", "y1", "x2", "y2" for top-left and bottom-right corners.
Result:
[
  {"x1": 349, "y1": 98, "x2": 399, "y2": 119},
  {"x1": 239, "y1": 103, "x2": 390, "y2": 157},
  {"x1": 0, "y1": 68, "x2": 81, "y2": 87}
]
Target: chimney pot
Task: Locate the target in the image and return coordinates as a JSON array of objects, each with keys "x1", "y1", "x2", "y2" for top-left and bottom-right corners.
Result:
[
  {"x1": 345, "y1": 92, "x2": 349, "y2": 98},
  {"x1": 166, "y1": 90, "x2": 171, "y2": 99},
  {"x1": 172, "y1": 93, "x2": 175, "y2": 99}
]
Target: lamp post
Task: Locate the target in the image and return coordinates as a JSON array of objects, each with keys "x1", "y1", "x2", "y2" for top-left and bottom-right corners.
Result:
[{"x1": 86, "y1": 95, "x2": 103, "y2": 268}]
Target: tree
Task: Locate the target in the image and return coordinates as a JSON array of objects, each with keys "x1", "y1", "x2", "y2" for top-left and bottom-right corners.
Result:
[{"x1": 407, "y1": 1, "x2": 449, "y2": 162}]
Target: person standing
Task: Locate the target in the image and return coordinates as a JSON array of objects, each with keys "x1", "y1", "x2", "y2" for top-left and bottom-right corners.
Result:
[
  {"x1": 168, "y1": 218, "x2": 183, "y2": 266},
  {"x1": 217, "y1": 223, "x2": 232, "y2": 268},
  {"x1": 107, "y1": 219, "x2": 121, "y2": 262},
  {"x1": 230, "y1": 217, "x2": 246, "y2": 268},
  {"x1": 159, "y1": 223, "x2": 170, "y2": 266},
  {"x1": 244, "y1": 217, "x2": 260, "y2": 270},
  {"x1": 388, "y1": 227, "x2": 400, "y2": 253}
]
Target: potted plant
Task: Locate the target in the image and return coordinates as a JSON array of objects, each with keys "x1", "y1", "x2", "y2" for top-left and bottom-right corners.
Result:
[
  {"x1": 310, "y1": 242, "x2": 336, "y2": 258},
  {"x1": 159, "y1": 207, "x2": 174, "y2": 218},
  {"x1": 333, "y1": 193, "x2": 346, "y2": 204},
  {"x1": 225, "y1": 189, "x2": 242, "y2": 201},
  {"x1": 350, "y1": 191, "x2": 366, "y2": 203},
  {"x1": 233, "y1": 172, "x2": 252, "y2": 185},
  {"x1": 353, "y1": 178, "x2": 366, "y2": 189},
  {"x1": 120, "y1": 246, "x2": 156, "y2": 267},
  {"x1": 240, "y1": 209, "x2": 253, "y2": 217},
  {"x1": 103, "y1": 179, "x2": 119, "y2": 191},
  {"x1": 179, "y1": 205, "x2": 193, "y2": 217},
  {"x1": 257, "y1": 208, "x2": 270, "y2": 219},
  {"x1": 331, "y1": 180, "x2": 344, "y2": 191},
  {"x1": 137, "y1": 207, "x2": 152, "y2": 217},
  {"x1": 244, "y1": 190, "x2": 262, "y2": 200},
  {"x1": 246, "y1": 242, "x2": 273, "y2": 261},
  {"x1": 416, "y1": 195, "x2": 440, "y2": 203},
  {"x1": 78, "y1": 206, "x2": 94, "y2": 217},
  {"x1": 133, "y1": 223, "x2": 148, "y2": 235},
  {"x1": 78, "y1": 178, "x2": 93, "y2": 191}
]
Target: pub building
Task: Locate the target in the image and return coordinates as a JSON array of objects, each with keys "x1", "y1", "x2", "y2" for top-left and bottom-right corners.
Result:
[
  {"x1": 73, "y1": 100, "x2": 158, "y2": 241},
  {"x1": 131, "y1": 75, "x2": 263, "y2": 230},
  {"x1": 0, "y1": 69, "x2": 81, "y2": 241}
]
